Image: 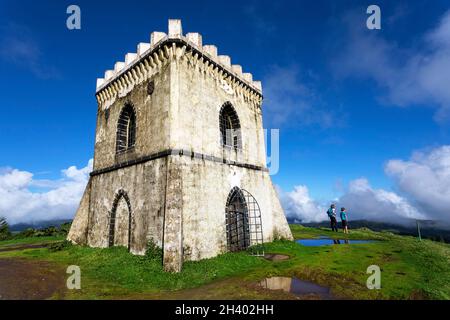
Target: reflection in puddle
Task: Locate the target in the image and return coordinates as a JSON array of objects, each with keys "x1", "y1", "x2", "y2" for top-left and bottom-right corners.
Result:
[
  {"x1": 259, "y1": 277, "x2": 333, "y2": 299},
  {"x1": 296, "y1": 238, "x2": 374, "y2": 246}
]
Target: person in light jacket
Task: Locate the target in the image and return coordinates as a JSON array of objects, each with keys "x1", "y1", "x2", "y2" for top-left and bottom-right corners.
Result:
[{"x1": 327, "y1": 204, "x2": 338, "y2": 232}]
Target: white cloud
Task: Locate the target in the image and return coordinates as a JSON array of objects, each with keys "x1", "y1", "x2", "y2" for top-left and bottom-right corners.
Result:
[
  {"x1": 333, "y1": 10, "x2": 450, "y2": 122},
  {"x1": 281, "y1": 146, "x2": 450, "y2": 226},
  {"x1": 338, "y1": 178, "x2": 425, "y2": 224},
  {"x1": 280, "y1": 178, "x2": 424, "y2": 226},
  {"x1": 278, "y1": 185, "x2": 327, "y2": 223},
  {"x1": 0, "y1": 159, "x2": 92, "y2": 224},
  {"x1": 385, "y1": 145, "x2": 450, "y2": 223}
]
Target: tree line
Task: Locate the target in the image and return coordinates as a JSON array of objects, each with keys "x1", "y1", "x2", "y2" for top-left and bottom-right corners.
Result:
[{"x1": 0, "y1": 216, "x2": 71, "y2": 241}]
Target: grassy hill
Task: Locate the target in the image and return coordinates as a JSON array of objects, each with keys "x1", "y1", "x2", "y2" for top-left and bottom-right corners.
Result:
[
  {"x1": 0, "y1": 225, "x2": 449, "y2": 299},
  {"x1": 298, "y1": 219, "x2": 450, "y2": 243}
]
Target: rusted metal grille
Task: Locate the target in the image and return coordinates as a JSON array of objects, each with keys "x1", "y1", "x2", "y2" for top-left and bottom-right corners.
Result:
[
  {"x1": 226, "y1": 187, "x2": 264, "y2": 256},
  {"x1": 116, "y1": 104, "x2": 136, "y2": 154},
  {"x1": 219, "y1": 102, "x2": 242, "y2": 149}
]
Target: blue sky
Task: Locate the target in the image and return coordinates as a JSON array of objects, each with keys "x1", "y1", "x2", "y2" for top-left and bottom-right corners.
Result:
[{"x1": 1, "y1": 0, "x2": 450, "y2": 225}]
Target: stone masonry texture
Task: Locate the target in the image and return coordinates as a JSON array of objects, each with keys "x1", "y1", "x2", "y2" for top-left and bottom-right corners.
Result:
[{"x1": 68, "y1": 19, "x2": 293, "y2": 272}]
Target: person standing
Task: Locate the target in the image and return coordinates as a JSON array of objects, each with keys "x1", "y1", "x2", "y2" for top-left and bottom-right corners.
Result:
[
  {"x1": 340, "y1": 207, "x2": 349, "y2": 234},
  {"x1": 327, "y1": 204, "x2": 338, "y2": 232}
]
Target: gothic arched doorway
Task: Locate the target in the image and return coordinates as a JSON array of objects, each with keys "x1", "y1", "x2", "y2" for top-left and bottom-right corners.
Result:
[
  {"x1": 225, "y1": 187, "x2": 264, "y2": 253},
  {"x1": 108, "y1": 189, "x2": 132, "y2": 250},
  {"x1": 226, "y1": 187, "x2": 250, "y2": 252}
]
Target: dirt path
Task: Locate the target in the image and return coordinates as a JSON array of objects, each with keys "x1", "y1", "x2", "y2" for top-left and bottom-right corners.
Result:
[
  {"x1": 0, "y1": 244, "x2": 48, "y2": 253},
  {"x1": 0, "y1": 258, "x2": 67, "y2": 300}
]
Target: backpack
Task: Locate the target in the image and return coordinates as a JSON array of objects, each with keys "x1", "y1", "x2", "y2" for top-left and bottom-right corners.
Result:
[{"x1": 326, "y1": 208, "x2": 333, "y2": 218}]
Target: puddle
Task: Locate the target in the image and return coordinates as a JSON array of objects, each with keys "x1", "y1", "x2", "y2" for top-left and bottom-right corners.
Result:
[
  {"x1": 259, "y1": 277, "x2": 333, "y2": 299},
  {"x1": 296, "y1": 238, "x2": 374, "y2": 246},
  {"x1": 264, "y1": 254, "x2": 290, "y2": 261}
]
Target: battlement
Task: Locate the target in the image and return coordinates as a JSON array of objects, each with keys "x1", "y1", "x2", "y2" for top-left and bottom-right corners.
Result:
[{"x1": 95, "y1": 19, "x2": 262, "y2": 101}]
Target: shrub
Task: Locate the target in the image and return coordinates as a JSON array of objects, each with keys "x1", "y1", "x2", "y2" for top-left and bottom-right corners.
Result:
[
  {"x1": 13, "y1": 221, "x2": 73, "y2": 239},
  {"x1": 0, "y1": 217, "x2": 11, "y2": 240},
  {"x1": 59, "y1": 222, "x2": 72, "y2": 234},
  {"x1": 41, "y1": 226, "x2": 58, "y2": 236},
  {"x1": 15, "y1": 228, "x2": 39, "y2": 238},
  {"x1": 145, "y1": 239, "x2": 163, "y2": 262},
  {"x1": 48, "y1": 240, "x2": 73, "y2": 252}
]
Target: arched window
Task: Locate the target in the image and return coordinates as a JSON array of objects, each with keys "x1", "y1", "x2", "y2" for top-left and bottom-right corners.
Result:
[
  {"x1": 219, "y1": 102, "x2": 241, "y2": 149},
  {"x1": 116, "y1": 104, "x2": 136, "y2": 154}
]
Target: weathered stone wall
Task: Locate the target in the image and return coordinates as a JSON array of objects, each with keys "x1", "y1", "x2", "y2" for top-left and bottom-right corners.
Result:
[
  {"x1": 93, "y1": 65, "x2": 171, "y2": 171},
  {"x1": 170, "y1": 55, "x2": 292, "y2": 262},
  {"x1": 67, "y1": 178, "x2": 92, "y2": 244},
  {"x1": 86, "y1": 159, "x2": 167, "y2": 255},
  {"x1": 162, "y1": 156, "x2": 184, "y2": 272},
  {"x1": 172, "y1": 58, "x2": 266, "y2": 167},
  {"x1": 176, "y1": 155, "x2": 292, "y2": 262}
]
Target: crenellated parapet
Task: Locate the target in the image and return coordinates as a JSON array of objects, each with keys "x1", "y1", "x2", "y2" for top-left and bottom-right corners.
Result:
[{"x1": 95, "y1": 19, "x2": 263, "y2": 109}]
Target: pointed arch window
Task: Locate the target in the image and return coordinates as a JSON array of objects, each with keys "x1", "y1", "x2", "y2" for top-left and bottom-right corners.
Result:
[
  {"x1": 219, "y1": 102, "x2": 241, "y2": 149},
  {"x1": 116, "y1": 104, "x2": 136, "y2": 154}
]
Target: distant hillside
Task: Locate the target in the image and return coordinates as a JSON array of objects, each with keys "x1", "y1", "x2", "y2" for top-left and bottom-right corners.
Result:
[
  {"x1": 10, "y1": 219, "x2": 73, "y2": 232},
  {"x1": 293, "y1": 219, "x2": 450, "y2": 243},
  {"x1": 9, "y1": 218, "x2": 449, "y2": 243}
]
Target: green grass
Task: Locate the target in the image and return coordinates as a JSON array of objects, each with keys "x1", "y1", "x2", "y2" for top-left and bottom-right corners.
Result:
[
  {"x1": 286, "y1": 225, "x2": 450, "y2": 299},
  {"x1": 289, "y1": 224, "x2": 386, "y2": 240},
  {"x1": 0, "y1": 235, "x2": 65, "y2": 247},
  {"x1": 0, "y1": 225, "x2": 449, "y2": 300},
  {"x1": 0, "y1": 243, "x2": 271, "y2": 299}
]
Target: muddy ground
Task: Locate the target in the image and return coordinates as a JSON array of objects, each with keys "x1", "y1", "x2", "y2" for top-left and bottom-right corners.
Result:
[
  {"x1": 0, "y1": 244, "x2": 327, "y2": 300},
  {"x1": 0, "y1": 257, "x2": 67, "y2": 299},
  {"x1": 0, "y1": 256, "x2": 306, "y2": 300}
]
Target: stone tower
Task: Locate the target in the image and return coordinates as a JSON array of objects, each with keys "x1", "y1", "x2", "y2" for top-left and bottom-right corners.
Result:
[{"x1": 68, "y1": 19, "x2": 293, "y2": 272}]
